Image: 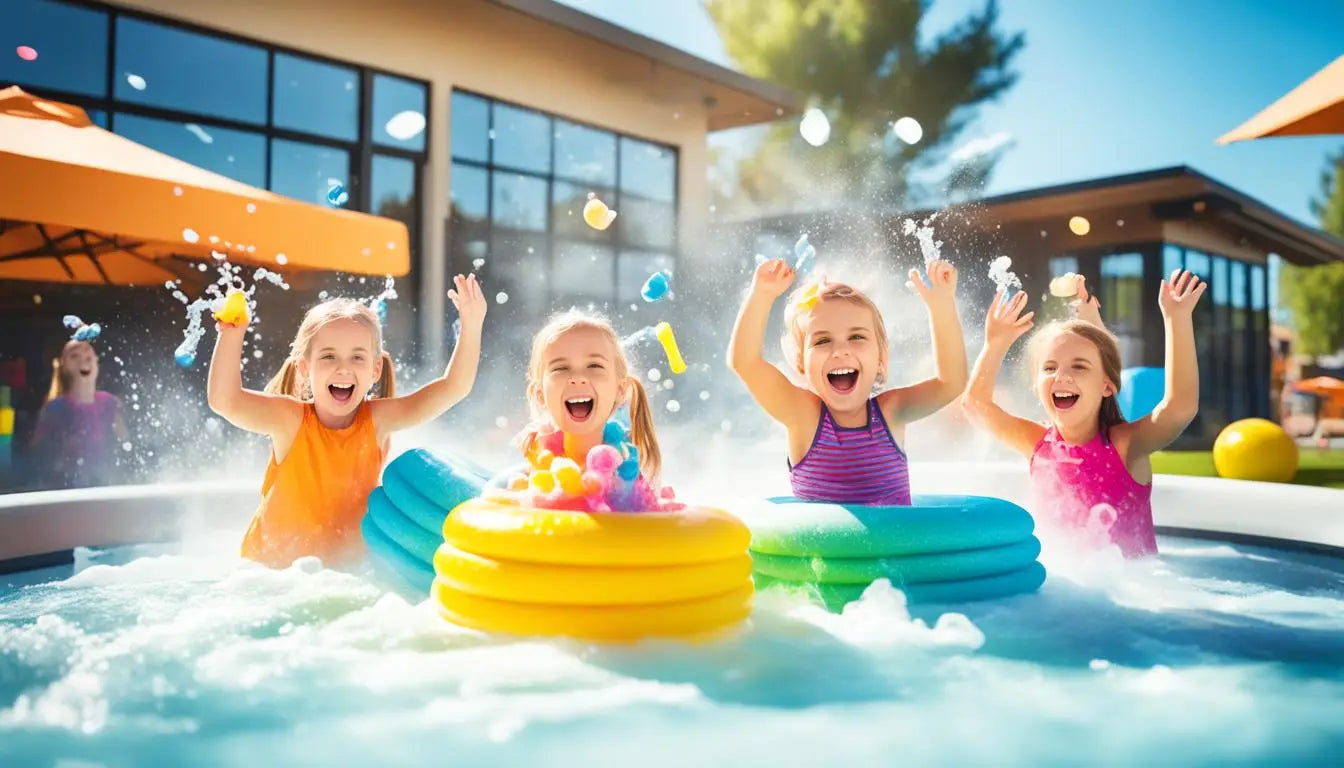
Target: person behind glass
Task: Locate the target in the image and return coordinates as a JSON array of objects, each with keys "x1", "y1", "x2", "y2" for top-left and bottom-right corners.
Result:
[{"x1": 30, "y1": 340, "x2": 128, "y2": 488}]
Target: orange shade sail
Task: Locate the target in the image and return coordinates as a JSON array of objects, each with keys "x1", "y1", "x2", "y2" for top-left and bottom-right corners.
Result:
[
  {"x1": 1295, "y1": 376, "x2": 1344, "y2": 395},
  {"x1": 1218, "y1": 55, "x2": 1344, "y2": 144},
  {"x1": 0, "y1": 86, "x2": 409, "y2": 285}
]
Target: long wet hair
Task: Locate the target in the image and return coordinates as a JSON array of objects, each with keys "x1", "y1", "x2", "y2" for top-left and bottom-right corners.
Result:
[
  {"x1": 46, "y1": 340, "x2": 94, "y2": 402},
  {"x1": 264, "y1": 298, "x2": 395, "y2": 400},
  {"x1": 525, "y1": 309, "x2": 662, "y2": 481},
  {"x1": 781, "y1": 278, "x2": 891, "y2": 385},
  {"x1": 1030, "y1": 319, "x2": 1126, "y2": 439}
]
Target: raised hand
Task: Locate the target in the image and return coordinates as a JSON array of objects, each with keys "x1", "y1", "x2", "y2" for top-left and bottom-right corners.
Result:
[
  {"x1": 1158, "y1": 269, "x2": 1207, "y2": 319},
  {"x1": 908, "y1": 259, "x2": 958, "y2": 309},
  {"x1": 448, "y1": 273, "x2": 487, "y2": 329},
  {"x1": 751, "y1": 258, "x2": 796, "y2": 299},
  {"x1": 985, "y1": 289, "x2": 1034, "y2": 350},
  {"x1": 1071, "y1": 275, "x2": 1104, "y2": 328}
]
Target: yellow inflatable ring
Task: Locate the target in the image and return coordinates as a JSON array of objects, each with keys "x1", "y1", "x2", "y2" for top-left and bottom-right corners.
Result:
[
  {"x1": 432, "y1": 580, "x2": 753, "y2": 641},
  {"x1": 433, "y1": 544, "x2": 753, "y2": 606},
  {"x1": 442, "y1": 499, "x2": 751, "y2": 566}
]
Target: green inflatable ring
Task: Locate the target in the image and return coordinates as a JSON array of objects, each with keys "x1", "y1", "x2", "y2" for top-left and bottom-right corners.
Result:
[
  {"x1": 740, "y1": 495, "x2": 1035, "y2": 558},
  {"x1": 757, "y1": 561, "x2": 1046, "y2": 608},
  {"x1": 750, "y1": 537, "x2": 1041, "y2": 585}
]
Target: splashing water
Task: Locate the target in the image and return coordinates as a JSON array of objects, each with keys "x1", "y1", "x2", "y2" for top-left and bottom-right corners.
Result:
[
  {"x1": 988, "y1": 256, "x2": 1022, "y2": 293},
  {"x1": 169, "y1": 256, "x2": 291, "y2": 367},
  {"x1": 364, "y1": 277, "x2": 398, "y2": 326},
  {"x1": 794, "y1": 235, "x2": 816, "y2": 276},
  {"x1": 902, "y1": 218, "x2": 943, "y2": 265}
]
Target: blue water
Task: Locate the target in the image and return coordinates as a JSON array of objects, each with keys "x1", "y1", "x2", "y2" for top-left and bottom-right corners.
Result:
[{"x1": 2, "y1": 536, "x2": 1343, "y2": 766}]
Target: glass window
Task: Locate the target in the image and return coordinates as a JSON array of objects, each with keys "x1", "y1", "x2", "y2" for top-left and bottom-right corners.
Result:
[
  {"x1": 1184, "y1": 249, "x2": 1210, "y2": 278},
  {"x1": 371, "y1": 154, "x2": 416, "y2": 246},
  {"x1": 270, "y1": 139, "x2": 350, "y2": 206},
  {"x1": 552, "y1": 181, "x2": 614, "y2": 242},
  {"x1": 492, "y1": 103, "x2": 550, "y2": 174},
  {"x1": 553, "y1": 241, "x2": 614, "y2": 302},
  {"x1": 1162, "y1": 244, "x2": 1183, "y2": 278},
  {"x1": 1099, "y1": 253, "x2": 1143, "y2": 363},
  {"x1": 1212, "y1": 256, "x2": 1229, "y2": 306},
  {"x1": 618, "y1": 196, "x2": 676, "y2": 249},
  {"x1": 371, "y1": 74, "x2": 426, "y2": 151},
  {"x1": 619, "y1": 136, "x2": 676, "y2": 201},
  {"x1": 491, "y1": 172, "x2": 547, "y2": 232},
  {"x1": 451, "y1": 163, "x2": 489, "y2": 222},
  {"x1": 618, "y1": 251, "x2": 673, "y2": 304},
  {"x1": 272, "y1": 53, "x2": 359, "y2": 142},
  {"x1": 0, "y1": 0, "x2": 109, "y2": 97},
  {"x1": 113, "y1": 17, "x2": 267, "y2": 124},
  {"x1": 114, "y1": 112, "x2": 265, "y2": 187},
  {"x1": 88, "y1": 109, "x2": 108, "y2": 129},
  {"x1": 1048, "y1": 256, "x2": 1079, "y2": 278},
  {"x1": 451, "y1": 91, "x2": 490, "y2": 163},
  {"x1": 489, "y1": 231, "x2": 550, "y2": 308},
  {"x1": 554, "y1": 119, "x2": 615, "y2": 186},
  {"x1": 1250, "y1": 263, "x2": 1266, "y2": 310},
  {"x1": 1230, "y1": 260, "x2": 1248, "y2": 309}
]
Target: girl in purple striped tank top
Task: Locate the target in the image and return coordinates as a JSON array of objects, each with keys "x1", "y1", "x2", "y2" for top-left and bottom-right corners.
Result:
[{"x1": 729, "y1": 257, "x2": 968, "y2": 505}]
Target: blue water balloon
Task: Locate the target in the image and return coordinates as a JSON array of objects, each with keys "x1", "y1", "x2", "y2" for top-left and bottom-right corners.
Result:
[{"x1": 640, "y1": 271, "x2": 671, "y2": 302}]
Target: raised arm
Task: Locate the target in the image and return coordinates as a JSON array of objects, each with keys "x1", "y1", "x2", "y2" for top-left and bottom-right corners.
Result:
[
  {"x1": 879, "y1": 260, "x2": 968, "y2": 423},
  {"x1": 1071, "y1": 275, "x2": 1106, "y2": 331},
  {"x1": 1125, "y1": 269, "x2": 1206, "y2": 456},
  {"x1": 373, "y1": 273, "x2": 487, "y2": 434},
  {"x1": 727, "y1": 259, "x2": 814, "y2": 426},
  {"x1": 206, "y1": 321, "x2": 300, "y2": 439},
  {"x1": 959, "y1": 290, "x2": 1048, "y2": 458}
]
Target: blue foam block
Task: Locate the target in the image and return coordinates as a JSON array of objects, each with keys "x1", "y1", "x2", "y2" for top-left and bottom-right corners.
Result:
[
  {"x1": 385, "y1": 448, "x2": 488, "y2": 512},
  {"x1": 1119, "y1": 367, "x2": 1165, "y2": 421}
]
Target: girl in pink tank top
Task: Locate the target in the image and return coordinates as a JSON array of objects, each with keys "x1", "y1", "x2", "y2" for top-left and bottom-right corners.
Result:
[{"x1": 961, "y1": 270, "x2": 1207, "y2": 557}]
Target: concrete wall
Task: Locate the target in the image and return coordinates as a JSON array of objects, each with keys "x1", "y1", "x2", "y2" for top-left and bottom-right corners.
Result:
[{"x1": 110, "y1": 0, "x2": 714, "y2": 363}]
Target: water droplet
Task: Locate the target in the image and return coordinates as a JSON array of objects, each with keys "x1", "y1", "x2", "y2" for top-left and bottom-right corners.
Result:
[
  {"x1": 246, "y1": 202, "x2": 256, "y2": 214},
  {"x1": 125, "y1": 73, "x2": 147, "y2": 91},
  {"x1": 666, "y1": 400, "x2": 681, "y2": 413},
  {"x1": 799, "y1": 108, "x2": 831, "y2": 147},
  {"x1": 472, "y1": 258, "x2": 485, "y2": 269},
  {"x1": 253, "y1": 349, "x2": 263, "y2": 359},
  {"x1": 173, "y1": 186, "x2": 183, "y2": 197},
  {"x1": 495, "y1": 292, "x2": 509, "y2": 304},
  {"x1": 276, "y1": 254, "x2": 288, "y2": 265},
  {"x1": 699, "y1": 391, "x2": 710, "y2": 401},
  {"x1": 892, "y1": 116, "x2": 923, "y2": 145},
  {"x1": 720, "y1": 419, "x2": 732, "y2": 433},
  {"x1": 384, "y1": 110, "x2": 426, "y2": 141},
  {"x1": 122, "y1": 441, "x2": 132, "y2": 451},
  {"x1": 495, "y1": 416, "x2": 509, "y2": 429},
  {"x1": 182, "y1": 228, "x2": 200, "y2": 243},
  {"x1": 647, "y1": 368, "x2": 662, "y2": 382}
]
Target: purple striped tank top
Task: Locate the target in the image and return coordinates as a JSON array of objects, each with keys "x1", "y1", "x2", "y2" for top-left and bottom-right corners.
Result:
[{"x1": 789, "y1": 398, "x2": 912, "y2": 505}]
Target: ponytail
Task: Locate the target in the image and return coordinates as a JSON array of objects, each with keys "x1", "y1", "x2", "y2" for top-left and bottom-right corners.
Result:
[
  {"x1": 264, "y1": 357, "x2": 304, "y2": 398},
  {"x1": 373, "y1": 351, "x2": 396, "y2": 399},
  {"x1": 45, "y1": 357, "x2": 65, "y2": 403},
  {"x1": 626, "y1": 378, "x2": 662, "y2": 483}
]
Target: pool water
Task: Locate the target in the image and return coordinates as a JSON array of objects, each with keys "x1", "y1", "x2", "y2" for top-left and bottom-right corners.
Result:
[{"x1": 2, "y1": 535, "x2": 1343, "y2": 766}]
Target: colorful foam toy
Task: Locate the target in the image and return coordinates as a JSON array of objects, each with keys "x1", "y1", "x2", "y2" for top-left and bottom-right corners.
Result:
[
  {"x1": 501, "y1": 419, "x2": 676, "y2": 514},
  {"x1": 212, "y1": 290, "x2": 250, "y2": 327},
  {"x1": 654, "y1": 321, "x2": 687, "y2": 374},
  {"x1": 582, "y1": 194, "x2": 617, "y2": 231},
  {"x1": 62, "y1": 315, "x2": 101, "y2": 342}
]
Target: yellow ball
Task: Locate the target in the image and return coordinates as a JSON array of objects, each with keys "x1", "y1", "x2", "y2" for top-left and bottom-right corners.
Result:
[{"x1": 1212, "y1": 418, "x2": 1298, "y2": 483}]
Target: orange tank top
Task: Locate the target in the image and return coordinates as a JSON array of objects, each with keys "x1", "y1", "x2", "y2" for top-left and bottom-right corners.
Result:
[{"x1": 241, "y1": 402, "x2": 384, "y2": 568}]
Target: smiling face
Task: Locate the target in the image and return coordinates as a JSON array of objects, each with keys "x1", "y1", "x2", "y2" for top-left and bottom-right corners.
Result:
[
  {"x1": 798, "y1": 299, "x2": 886, "y2": 414},
  {"x1": 1035, "y1": 331, "x2": 1115, "y2": 433},
  {"x1": 533, "y1": 326, "x2": 629, "y2": 437},
  {"x1": 298, "y1": 318, "x2": 382, "y2": 420},
  {"x1": 60, "y1": 341, "x2": 98, "y2": 384}
]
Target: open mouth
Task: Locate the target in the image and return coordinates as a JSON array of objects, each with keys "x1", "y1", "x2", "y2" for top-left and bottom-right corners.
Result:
[
  {"x1": 1052, "y1": 392, "x2": 1079, "y2": 411},
  {"x1": 826, "y1": 368, "x2": 859, "y2": 394},
  {"x1": 78, "y1": 368, "x2": 93, "y2": 377},
  {"x1": 328, "y1": 383, "x2": 355, "y2": 404},
  {"x1": 565, "y1": 397, "x2": 594, "y2": 421}
]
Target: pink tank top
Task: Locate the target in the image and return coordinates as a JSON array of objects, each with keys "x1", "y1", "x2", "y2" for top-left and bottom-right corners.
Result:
[{"x1": 1029, "y1": 426, "x2": 1156, "y2": 558}]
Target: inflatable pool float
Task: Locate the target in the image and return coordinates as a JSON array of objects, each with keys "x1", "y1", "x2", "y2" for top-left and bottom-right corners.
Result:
[
  {"x1": 362, "y1": 448, "x2": 490, "y2": 594},
  {"x1": 431, "y1": 498, "x2": 754, "y2": 641},
  {"x1": 736, "y1": 496, "x2": 1045, "y2": 610}
]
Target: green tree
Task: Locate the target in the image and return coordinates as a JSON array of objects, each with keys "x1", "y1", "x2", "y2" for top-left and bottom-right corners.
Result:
[
  {"x1": 706, "y1": 0, "x2": 1023, "y2": 211},
  {"x1": 1280, "y1": 149, "x2": 1344, "y2": 357}
]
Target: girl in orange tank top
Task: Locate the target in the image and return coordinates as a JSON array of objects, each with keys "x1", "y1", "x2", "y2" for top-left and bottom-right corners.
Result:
[{"x1": 207, "y1": 275, "x2": 487, "y2": 568}]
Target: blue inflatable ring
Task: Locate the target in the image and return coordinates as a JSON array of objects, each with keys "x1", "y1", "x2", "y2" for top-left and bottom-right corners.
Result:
[
  {"x1": 361, "y1": 513, "x2": 435, "y2": 594},
  {"x1": 366, "y1": 487, "x2": 440, "y2": 563},
  {"x1": 738, "y1": 495, "x2": 1036, "y2": 558},
  {"x1": 385, "y1": 448, "x2": 489, "y2": 513}
]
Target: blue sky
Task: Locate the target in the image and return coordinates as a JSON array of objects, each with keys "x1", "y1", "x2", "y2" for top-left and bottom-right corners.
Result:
[{"x1": 557, "y1": 0, "x2": 1343, "y2": 227}]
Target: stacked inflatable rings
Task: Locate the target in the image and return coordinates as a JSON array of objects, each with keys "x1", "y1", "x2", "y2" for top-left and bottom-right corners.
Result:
[
  {"x1": 737, "y1": 495, "x2": 1046, "y2": 610},
  {"x1": 432, "y1": 498, "x2": 754, "y2": 641}
]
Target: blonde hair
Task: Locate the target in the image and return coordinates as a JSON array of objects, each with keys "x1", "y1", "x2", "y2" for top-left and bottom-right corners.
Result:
[
  {"x1": 781, "y1": 278, "x2": 890, "y2": 382},
  {"x1": 264, "y1": 298, "x2": 395, "y2": 400},
  {"x1": 46, "y1": 340, "x2": 93, "y2": 402},
  {"x1": 525, "y1": 309, "x2": 662, "y2": 482},
  {"x1": 1029, "y1": 319, "x2": 1126, "y2": 439}
]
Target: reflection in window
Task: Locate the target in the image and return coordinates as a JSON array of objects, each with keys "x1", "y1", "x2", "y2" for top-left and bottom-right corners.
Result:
[
  {"x1": 1184, "y1": 249, "x2": 1210, "y2": 278},
  {"x1": 1250, "y1": 263, "x2": 1266, "y2": 310},
  {"x1": 1099, "y1": 253, "x2": 1143, "y2": 363},
  {"x1": 88, "y1": 109, "x2": 108, "y2": 129},
  {"x1": 491, "y1": 173, "x2": 548, "y2": 231},
  {"x1": 270, "y1": 139, "x2": 350, "y2": 206},
  {"x1": 451, "y1": 163, "x2": 489, "y2": 222},
  {"x1": 554, "y1": 119, "x2": 615, "y2": 185},
  {"x1": 114, "y1": 113, "x2": 265, "y2": 187},
  {"x1": 619, "y1": 137, "x2": 676, "y2": 201},
  {"x1": 1048, "y1": 256, "x2": 1079, "y2": 278},
  {"x1": 492, "y1": 103, "x2": 550, "y2": 174},
  {"x1": 0, "y1": 0, "x2": 108, "y2": 97},
  {"x1": 371, "y1": 154, "x2": 416, "y2": 241},
  {"x1": 372, "y1": 74, "x2": 426, "y2": 151},
  {"x1": 619, "y1": 197, "x2": 677, "y2": 249},
  {"x1": 1212, "y1": 257, "x2": 1229, "y2": 306},
  {"x1": 553, "y1": 241, "x2": 615, "y2": 302},
  {"x1": 273, "y1": 54, "x2": 358, "y2": 142},
  {"x1": 1162, "y1": 244, "x2": 1183, "y2": 278},
  {"x1": 114, "y1": 17, "x2": 267, "y2": 124},
  {"x1": 1229, "y1": 260, "x2": 1249, "y2": 419},
  {"x1": 451, "y1": 91, "x2": 490, "y2": 164}
]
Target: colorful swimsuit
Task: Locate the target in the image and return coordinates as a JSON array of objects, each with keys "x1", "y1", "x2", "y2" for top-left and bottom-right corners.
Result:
[
  {"x1": 789, "y1": 397, "x2": 912, "y2": 505},
  {"x1": 1029, "y1": 426, "x2": 1156, "y2": 557}
]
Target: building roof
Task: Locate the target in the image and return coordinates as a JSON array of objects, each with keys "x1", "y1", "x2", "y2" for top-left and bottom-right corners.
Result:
[{"x1": 486, "y1": 0, "x2": 803, "y2": 130}]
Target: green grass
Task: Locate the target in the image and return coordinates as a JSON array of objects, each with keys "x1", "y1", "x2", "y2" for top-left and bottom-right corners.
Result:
[{"x1": 1152, "y1": 449, "x2": 1344, "y2": 489}]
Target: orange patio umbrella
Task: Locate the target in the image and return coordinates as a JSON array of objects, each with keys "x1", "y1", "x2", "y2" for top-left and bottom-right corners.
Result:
[
  {"x1": 1218, "y1": 55, "x2": 1344, "y2": 143},
  {"x1": 0, "y1": 86, "x2": 408, "y2": 285},
  {"x1": 1295, "y1": 376, "x2": 1344, "y2": 395}
]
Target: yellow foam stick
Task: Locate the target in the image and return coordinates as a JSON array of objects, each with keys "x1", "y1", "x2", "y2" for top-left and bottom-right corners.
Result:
[
  {"x1": 551, "y1": 458, "x2": 585, "y2": 497},
  {"x1": 529, "y1": 470, "x2": 557, "y2": 495},
  {"x1": 582, "y1": 197, "x2": 617, "y2": 231},
  {"x1": 213, "y1": 290, "x2": 250, "y2": 327},
  {"x1": 654, "y1": 322, "x2": 686, "y2": 374},
  {"x1": 794, "y1": 283, "x2": 821, "y2": 312}
]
